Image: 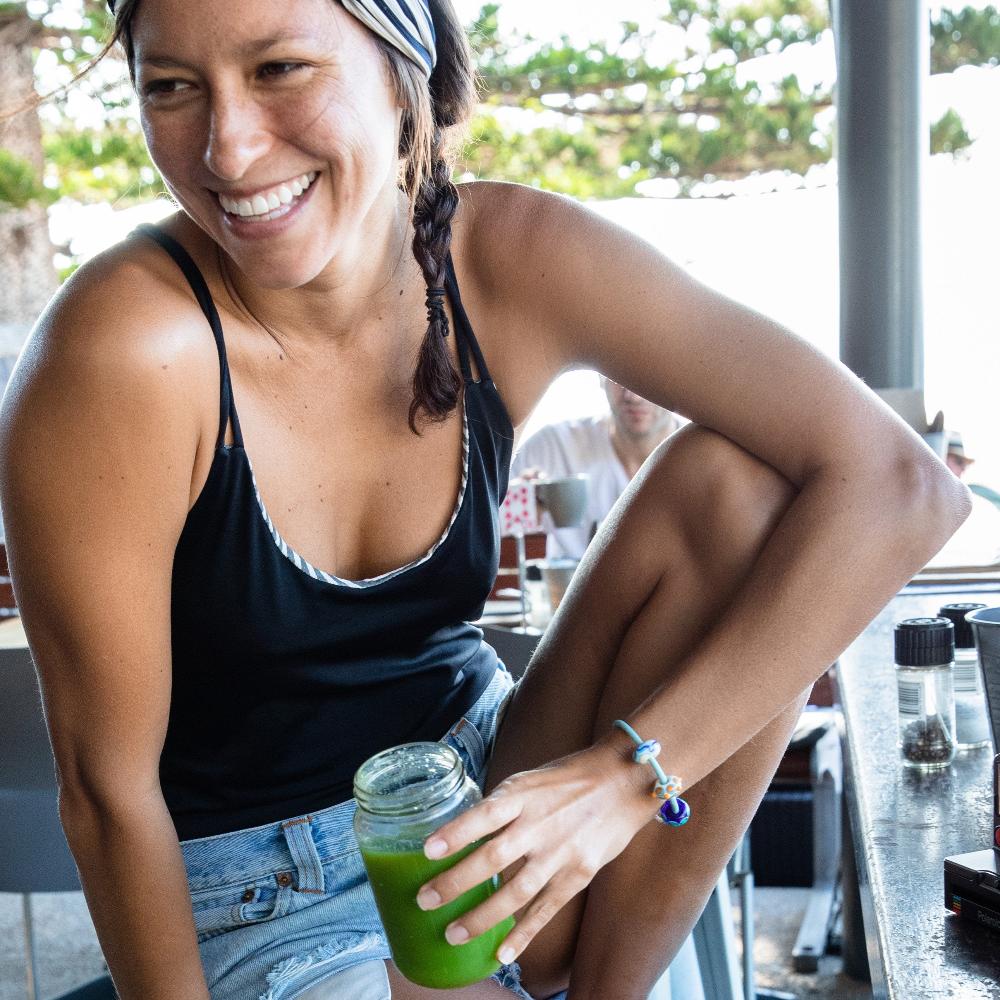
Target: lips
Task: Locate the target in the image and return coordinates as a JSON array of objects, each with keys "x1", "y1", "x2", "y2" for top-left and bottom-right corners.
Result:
[{"x1": 216, "y1": 171, "x2": 318, "y2": 221}]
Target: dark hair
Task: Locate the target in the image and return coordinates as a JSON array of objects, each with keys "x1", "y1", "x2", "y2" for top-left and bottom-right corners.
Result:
[{"x1": 106, "y1": 0, "x2": 477, "y2": 434}]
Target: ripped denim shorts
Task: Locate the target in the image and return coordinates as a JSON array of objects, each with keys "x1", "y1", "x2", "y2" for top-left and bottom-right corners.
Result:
[{"x1": 181, "y1": 664, "x2": 538, "y2": 1000}]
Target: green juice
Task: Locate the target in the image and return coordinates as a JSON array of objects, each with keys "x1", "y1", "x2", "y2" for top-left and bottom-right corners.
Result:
[{"x1": 361, "y1": 841, "x2": 515, "y2": 988}]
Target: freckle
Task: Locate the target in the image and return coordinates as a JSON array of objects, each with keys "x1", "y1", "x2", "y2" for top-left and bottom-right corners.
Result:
[
  {"x1": 279, "y1": 353, "x2": 284, "y2": 360},
  {"x1": 161, "y1": 364, "x2": 168, "y2": 370},
  {"x1": 399, "y1": 289, "x2": 404, "y2": 296}
]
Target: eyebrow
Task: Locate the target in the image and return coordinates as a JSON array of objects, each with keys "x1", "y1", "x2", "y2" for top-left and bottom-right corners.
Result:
[{"x1": 139, "y1": 34, "x2": 318, "y2": 69}]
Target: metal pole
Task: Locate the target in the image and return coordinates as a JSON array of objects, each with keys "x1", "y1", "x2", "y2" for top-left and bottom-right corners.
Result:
[{"x1": 834, "y1": 0, "x2": 928, "y2": 390}]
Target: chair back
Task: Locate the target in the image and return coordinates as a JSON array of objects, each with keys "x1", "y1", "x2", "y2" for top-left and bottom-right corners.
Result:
[{"x1": 0, "y1": 644, "x2": 81, "y2": 892}]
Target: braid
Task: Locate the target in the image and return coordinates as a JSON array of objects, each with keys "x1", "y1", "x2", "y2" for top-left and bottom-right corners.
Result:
[{"x1": 407, "y1": 126, "x2": 464, "y2": 434}]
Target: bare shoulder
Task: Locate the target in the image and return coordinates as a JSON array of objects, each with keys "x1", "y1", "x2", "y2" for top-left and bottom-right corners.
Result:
[
  {"x1": 454, "y1": 180, "x2": 604, "y2": 300},
  {"x1": 18, "y1": 219, "x2": 218, "y2": 388},
  {"x1": 452, "y1": 182, "x2": 604, "y2": 426},
  {"x1": 3, "y1": 219, "x2": 219, "y2": 457},
  {"x1": 0, "y1": 218, "x2": 223, "y2": 524}
]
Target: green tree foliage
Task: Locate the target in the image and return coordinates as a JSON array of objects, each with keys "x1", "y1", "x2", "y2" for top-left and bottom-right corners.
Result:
[
  {"x1": 461, "y1": 1, "x2": 999, "y2": 198},
  {"x1": 5, "y1": 0, "x2": 1000, "y2": 211},
  {"x1": 931, "y1": 4, "x2": 1000, "y2": 73},
  {"x1": 0, "y1": 148, "x2": 51, "y2": 206}
]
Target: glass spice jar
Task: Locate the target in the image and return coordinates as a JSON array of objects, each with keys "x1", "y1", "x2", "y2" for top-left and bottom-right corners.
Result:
[
  {"x1": 895, "y1": 617, "x2": 957, "y2": 770},
  {"x1": 938, "y1": 603, "x2": 990, "y2": 751},
  {"x1": 353, "y1": 742, "x2": 514, "y2": 989}
]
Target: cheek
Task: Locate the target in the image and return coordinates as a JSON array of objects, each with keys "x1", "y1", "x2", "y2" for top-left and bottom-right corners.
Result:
[
  {"x1": 310, "y1": 100, "x2": 398, "y2": 193},
  {"x1": 141, "y1": 112, "x2": 205, "y2": 192}
]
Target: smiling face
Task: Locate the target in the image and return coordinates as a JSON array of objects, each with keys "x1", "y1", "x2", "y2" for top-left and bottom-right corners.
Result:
[{"x1": 130, "y1": 0, "x2": 404, "y2": 289}]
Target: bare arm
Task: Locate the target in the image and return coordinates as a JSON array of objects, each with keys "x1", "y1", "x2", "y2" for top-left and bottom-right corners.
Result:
[
  {"x1": 420, "y1": 183, "x2": 971, "y2": 953},
  {"x1": 478, "y1": 182, "x2": 970, "y2": 771},
  {"x1": 0, "y1": 250, "x2": 217, "y2": 1000}
]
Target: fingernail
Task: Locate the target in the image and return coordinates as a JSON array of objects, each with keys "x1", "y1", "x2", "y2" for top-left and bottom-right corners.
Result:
[
  {"x1": 498, "y1": 946, "x2": 516, "y2": 964},
  {"x1": 416, "y1": 888, "x2": 441, "y2": 911},
  {"x1": 446, "y1": 924, "x2": 470, "y2": 945},
  {"x1": 425, "y1": 837, "x2": 447, "y2": 859}
]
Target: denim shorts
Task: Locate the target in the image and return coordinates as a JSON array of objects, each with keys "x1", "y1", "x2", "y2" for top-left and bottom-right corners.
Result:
[{"x1": 180, "y1": 664, "x2": 540, "y2": 1000}]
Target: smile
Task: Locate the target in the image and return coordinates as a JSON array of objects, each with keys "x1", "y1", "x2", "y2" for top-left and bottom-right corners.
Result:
[{"x1": 217, "y1": 171, "x2": 318, "y2": 221}]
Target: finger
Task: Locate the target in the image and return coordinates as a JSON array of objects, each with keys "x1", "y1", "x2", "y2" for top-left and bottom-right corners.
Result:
[
  {"x1": 418, "y1": 828, "x2": 525, "y2": 910},
  {"x1": 423, "y1": 789, "x2": 522, "y2": 861},
  {"x1": 441, "y1": 861, "x2": 553, "y2": 945},
  {"x1": 494, "y1": 878, "x2": 581, "y2": 965}
]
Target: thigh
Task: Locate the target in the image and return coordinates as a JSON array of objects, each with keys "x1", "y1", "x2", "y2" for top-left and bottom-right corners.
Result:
[
  {"x1": 484, "y1": 425, "x2": 797, "y2": 991},
  {"x1": 384, "y1": 962, "x2": 516, "y2": 999},
  {"x1": 294, "y1": 961, "x2": 391, "y2": 1000},
  {"x1": 487, "y1": 430, "x2": 708, "y2": 787}
]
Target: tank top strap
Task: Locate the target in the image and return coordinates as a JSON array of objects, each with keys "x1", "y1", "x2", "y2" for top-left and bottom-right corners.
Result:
[
  {"x1": 133, "y1": 222, "x2": 243, "y2": 450},
  {"x1": 444, "y1": 252, "x2": 493, "y2": 385}
]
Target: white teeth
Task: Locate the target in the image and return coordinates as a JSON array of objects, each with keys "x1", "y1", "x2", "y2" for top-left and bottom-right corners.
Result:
[{"x1": 220, "y1": 171, "x2": 317, "y2": 219}]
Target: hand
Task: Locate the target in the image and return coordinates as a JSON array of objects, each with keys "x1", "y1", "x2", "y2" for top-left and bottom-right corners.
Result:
[
  {"x1": 414, "y1": 745, "x2": 653, "y2": 965},
  {"x1": 517, "y1": 466, "x2": 547, "y2": 481}
]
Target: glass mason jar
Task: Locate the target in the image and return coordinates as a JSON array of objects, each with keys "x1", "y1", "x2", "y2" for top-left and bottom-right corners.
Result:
[
  {"x1": 939, "y1": 603, "x2": 990, "y2": 751},
  {"x1": 895, "y1": 617, "x2": 956, "y2": 770},
  {"x1": 353, "y1": 742, "x2": 514, "y2": 988}
]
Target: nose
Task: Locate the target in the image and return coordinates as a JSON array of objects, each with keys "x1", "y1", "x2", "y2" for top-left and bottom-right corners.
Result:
[{"x1": 202, "y1": 94, "x2": 272, "y2": 183}]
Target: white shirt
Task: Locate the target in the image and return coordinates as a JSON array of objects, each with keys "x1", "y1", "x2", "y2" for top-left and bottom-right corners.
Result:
[{"x1": 510, "y1": 415, "x2": 630, "y2": 560}]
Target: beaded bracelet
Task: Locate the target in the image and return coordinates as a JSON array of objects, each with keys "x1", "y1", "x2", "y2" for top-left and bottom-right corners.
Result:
[{"x1": 613, "y1": 720, "x2": 691, "y2": 827}]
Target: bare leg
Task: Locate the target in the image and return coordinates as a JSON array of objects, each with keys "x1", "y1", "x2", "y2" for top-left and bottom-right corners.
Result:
[
  {"x1": 384, "y1": 962, "x2": 512, "y2": 999},
  {"x1": 486, "y1": 425, "x2": 808, "y2": 1000}
]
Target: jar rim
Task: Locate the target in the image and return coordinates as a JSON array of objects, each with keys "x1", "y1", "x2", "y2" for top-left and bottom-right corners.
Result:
[{"x1": 353, "y1": 741, "x2": 465, "y2": 817}]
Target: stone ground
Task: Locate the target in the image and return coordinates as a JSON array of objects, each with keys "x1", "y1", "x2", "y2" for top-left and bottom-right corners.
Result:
[{"x1": 0, "y1": 887, "x2": 873, "y2": 1000}]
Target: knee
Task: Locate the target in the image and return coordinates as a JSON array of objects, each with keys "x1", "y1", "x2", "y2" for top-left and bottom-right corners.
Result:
[{"x1": 643, "y1": 424, "x2": 797, "y2": 564}]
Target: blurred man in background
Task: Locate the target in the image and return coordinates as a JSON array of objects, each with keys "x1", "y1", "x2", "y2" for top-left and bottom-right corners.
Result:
[
  {"x1": 511, "y1": 377, "x2": 680, "y2": 559},
  {"x1": 947, "y1": 433, "x2": 1000, "y2": 511}
]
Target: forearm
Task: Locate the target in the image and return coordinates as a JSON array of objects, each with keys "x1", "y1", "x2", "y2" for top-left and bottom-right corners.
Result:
[
  {"x1": 601, "y1": 460, "x2": 970, "y2": 803},
  {"x1": 60, "y1": 788, "x2": 210, "y2": 1000}
]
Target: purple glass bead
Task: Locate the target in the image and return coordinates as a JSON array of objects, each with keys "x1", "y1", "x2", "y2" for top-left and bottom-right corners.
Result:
[{"x1": 656, "y1": 796, "x2": 691, "y2": 827}]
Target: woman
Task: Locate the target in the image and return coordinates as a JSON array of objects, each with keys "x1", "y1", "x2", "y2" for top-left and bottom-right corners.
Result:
[{"x1": 0, "y1": 1, "x2": 968, "y2": 998}]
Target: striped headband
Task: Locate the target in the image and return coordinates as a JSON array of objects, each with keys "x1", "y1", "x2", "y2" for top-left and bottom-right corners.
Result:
[{"x1": 106, "y1": 0, "x2": 437, "y2": 79}]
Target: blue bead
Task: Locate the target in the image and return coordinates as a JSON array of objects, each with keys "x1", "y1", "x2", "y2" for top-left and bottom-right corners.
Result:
[
  {"x1": 633, "y1": 739, "x2": 661, "y2": 764},
  {"x1": 656, "y1": 796, "x2": 691, "y2": 827}
]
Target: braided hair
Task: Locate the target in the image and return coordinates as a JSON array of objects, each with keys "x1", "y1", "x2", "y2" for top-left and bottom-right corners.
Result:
[{"x1": 379, "y1": 2, "x2": 478, "y2": 432}]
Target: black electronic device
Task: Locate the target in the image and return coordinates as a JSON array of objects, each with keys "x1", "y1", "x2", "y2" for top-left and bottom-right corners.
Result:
[{"x1": 944, "y1": 753, "x2": 1000, "y2": 932}]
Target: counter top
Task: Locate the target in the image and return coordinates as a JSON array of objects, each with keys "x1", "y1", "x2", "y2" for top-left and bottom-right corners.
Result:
[{"x1": 838, "y1": 585, "x2": 1000, "y2": 999}]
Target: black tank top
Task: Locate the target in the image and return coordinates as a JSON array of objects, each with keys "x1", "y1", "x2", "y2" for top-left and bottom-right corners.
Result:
[{"x1": 133, "y1": 223, "x2": 515, "y2": 840}]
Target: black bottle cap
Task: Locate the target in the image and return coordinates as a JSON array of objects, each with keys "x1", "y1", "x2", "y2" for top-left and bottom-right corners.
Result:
[
  {"x1": 894, "y1": 617, "x2": 955, "y2": 667},
  {"x1": 938, "y1": 603, "x2": 987, "y2": 649}
]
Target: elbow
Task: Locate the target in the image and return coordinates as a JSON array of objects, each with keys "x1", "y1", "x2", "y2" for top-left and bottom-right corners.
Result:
[{"x1": 888, "y1": 447, "x2": 972, "y2": 560}]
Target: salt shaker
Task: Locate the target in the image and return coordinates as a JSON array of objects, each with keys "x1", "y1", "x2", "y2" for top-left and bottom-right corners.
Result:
[{"x1": 939, "y1": 603, "x2": 990, "y2": 751}]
